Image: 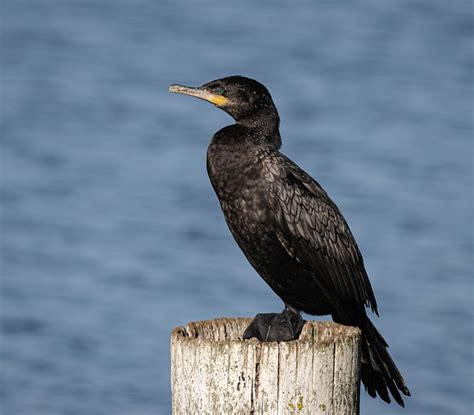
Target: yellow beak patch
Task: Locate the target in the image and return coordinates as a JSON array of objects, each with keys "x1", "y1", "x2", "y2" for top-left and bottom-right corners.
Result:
[{"x1": 208, "y1": 95, "x2": 228, "y2": 106}]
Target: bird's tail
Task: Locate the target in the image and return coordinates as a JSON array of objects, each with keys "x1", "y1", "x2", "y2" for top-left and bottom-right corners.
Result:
[{"x1": 360, "y1": 316, "x2": 411, "y2": 406}]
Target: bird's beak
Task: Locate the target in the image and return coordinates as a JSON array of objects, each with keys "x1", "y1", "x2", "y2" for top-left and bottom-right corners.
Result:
[{"x1": 169, "y1": 84, "x2": 229, "y2": 106}]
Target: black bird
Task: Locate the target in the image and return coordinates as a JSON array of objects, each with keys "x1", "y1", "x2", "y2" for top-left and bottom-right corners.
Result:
[{"x1": 169, "y1": 76, "x2": 410, "y2": 406}]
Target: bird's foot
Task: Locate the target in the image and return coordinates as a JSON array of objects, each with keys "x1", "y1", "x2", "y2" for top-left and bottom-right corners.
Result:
[{"x1": 243, "y1": 306, "x2": 305, "y2": 342}]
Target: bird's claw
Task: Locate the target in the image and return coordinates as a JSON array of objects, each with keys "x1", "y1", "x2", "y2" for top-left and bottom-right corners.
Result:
[{"x1": 243, "y1": 307, "x2": 305, "y2": 341}]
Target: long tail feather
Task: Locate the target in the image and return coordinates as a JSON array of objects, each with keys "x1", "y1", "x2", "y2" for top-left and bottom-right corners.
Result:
[{"x1": 360, "y1": 317, "x2": 410, "y2": 406}]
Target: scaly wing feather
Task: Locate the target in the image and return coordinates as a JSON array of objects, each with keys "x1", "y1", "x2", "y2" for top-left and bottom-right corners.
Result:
[{"x1": 264, "y1": 152, "x2": 378, "y2": 318}]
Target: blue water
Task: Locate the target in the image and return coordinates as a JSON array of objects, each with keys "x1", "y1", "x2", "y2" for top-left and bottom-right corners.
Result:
[{"x1": 1, "y1": 1, "x2": 472, "y2": 414}]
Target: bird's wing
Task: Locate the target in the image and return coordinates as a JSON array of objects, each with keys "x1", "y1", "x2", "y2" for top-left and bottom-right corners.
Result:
[{"x1": 264, "y1": 153, "x2": 378, "y2": 317}]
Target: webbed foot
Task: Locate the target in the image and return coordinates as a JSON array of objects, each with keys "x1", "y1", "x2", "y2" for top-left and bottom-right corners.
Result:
[{"x1": 243, "y1": 305, "x2": 305, "y2": 342}]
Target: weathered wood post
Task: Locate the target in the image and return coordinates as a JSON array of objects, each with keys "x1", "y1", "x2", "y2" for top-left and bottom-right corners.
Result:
[{"x1": 171, "y1": 318, "x2": 361, "y2": 414}]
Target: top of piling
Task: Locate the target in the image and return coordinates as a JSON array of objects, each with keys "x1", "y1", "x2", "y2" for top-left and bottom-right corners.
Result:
[{"x1": 171, "y1": 317, "x2": 360, "y2": 346}]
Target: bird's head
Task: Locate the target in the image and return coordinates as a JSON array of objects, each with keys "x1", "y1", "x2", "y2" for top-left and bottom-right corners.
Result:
[{"x1": 169, "y1": 76, "x2": 279, "y2": 129}]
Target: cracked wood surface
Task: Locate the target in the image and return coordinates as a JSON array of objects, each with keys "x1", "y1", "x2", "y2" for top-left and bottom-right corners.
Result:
[{"x1": 171, "y1": 318, "x2": 360, "y2": 415}]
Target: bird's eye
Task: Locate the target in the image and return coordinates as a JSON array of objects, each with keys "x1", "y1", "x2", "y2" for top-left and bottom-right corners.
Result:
[{"x1": 213, "y1": 87, "x2": 225, "y2": 95}]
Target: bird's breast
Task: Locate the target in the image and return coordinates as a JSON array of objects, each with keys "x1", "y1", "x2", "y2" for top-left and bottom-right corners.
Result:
[{"x1": 207, "y1": 144, "x2": 275, "y2": 233}]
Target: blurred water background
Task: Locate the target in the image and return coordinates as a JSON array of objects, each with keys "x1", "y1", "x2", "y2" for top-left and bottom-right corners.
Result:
[{"x1": 1, "y1": 0, "x2": 473, "y2": 414}]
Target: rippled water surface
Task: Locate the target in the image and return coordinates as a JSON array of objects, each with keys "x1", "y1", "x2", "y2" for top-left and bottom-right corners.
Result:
[{"x1": 1, "y1": 1, "x2": 473, "y2": 414}]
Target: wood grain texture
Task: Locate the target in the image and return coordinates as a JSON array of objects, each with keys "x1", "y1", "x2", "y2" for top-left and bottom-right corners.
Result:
[{"x1": 171, "y1": 318, "x2": 361, "y2": 415}]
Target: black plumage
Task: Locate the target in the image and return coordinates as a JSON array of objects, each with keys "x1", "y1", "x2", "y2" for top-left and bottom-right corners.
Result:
[{"x1": 169, "y1": 75, "x2": 410, "y2": 406}]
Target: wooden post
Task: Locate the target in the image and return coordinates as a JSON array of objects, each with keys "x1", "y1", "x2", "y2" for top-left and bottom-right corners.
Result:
[{"x1": 171, "y1": 318, "x2": 361, "y2": 415}]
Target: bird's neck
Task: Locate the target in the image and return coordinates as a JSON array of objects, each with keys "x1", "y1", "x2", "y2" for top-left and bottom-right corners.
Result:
[
  {"x1": 237, "y1": 109, "x2": 281, "y2": 149},
  {"x1": 238, "y1": 106, "x2": 279, "y2": 129}
]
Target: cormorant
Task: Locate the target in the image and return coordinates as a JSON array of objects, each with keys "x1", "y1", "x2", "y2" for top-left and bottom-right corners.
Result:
[{"x1": 169, "y1": 76, "x2": 410, "y2": 406}]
